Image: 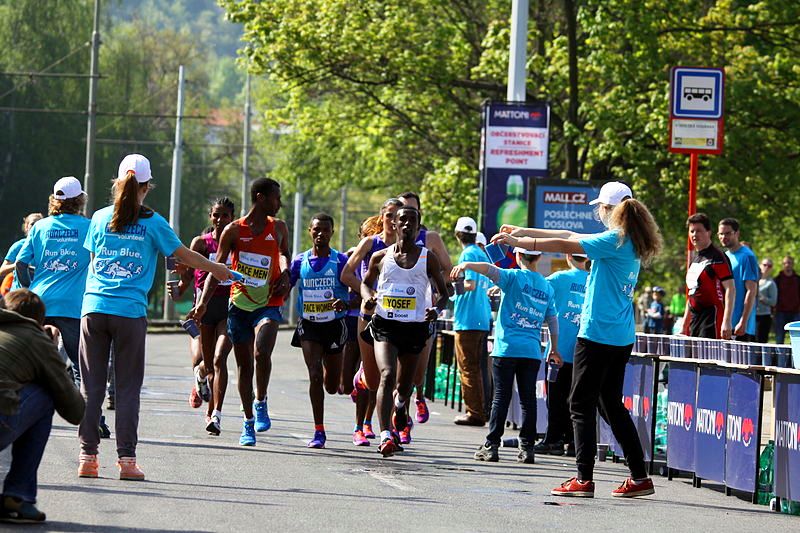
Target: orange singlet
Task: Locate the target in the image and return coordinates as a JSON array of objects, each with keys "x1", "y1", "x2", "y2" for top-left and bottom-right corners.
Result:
[{"x1": 230, "y1": 217, "x2": 285, "y2": 311}]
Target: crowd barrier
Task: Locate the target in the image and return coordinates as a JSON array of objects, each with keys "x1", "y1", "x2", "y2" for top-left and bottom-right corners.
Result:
[{"x1": 427, "y1": 324, "x2": 800, "y2": 508}]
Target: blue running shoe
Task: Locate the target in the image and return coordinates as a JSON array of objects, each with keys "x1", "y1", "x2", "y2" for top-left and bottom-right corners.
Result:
[
  {"x1": 239, "y1": 419, "x2": 256, "y2": 446},
  {"x1": 253, "y1": 400, "x2": 271, "y2": 432},
  {"x1": 307, "y1": 430, "x2": 326, "y2": 449}
]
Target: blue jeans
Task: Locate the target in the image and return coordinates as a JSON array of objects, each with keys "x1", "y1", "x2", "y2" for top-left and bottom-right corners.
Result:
[
  {"x1": 774, "y1": 311, "x2": 800, "y2": 344},
  {"x1": 485, "y1": 357, "x2": 540, "y2": 446},
  {"x1": 0, "y1": 384, "x2": 54, "y2": 503}
]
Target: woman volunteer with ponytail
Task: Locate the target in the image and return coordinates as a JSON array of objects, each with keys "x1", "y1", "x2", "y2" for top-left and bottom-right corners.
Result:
[
  {"x1": 492, "y1": 181, "x2": 662, "y2": 499},
  {"x1": 77, "y1": 154, "x2": 233, "y2": 481}
]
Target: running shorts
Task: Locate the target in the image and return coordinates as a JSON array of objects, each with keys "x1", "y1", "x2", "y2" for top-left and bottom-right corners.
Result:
[
  {"x1": 368, "y1": 314, "x2": 433, "y2": 355},
  {"x1": 291, "y1": 318, "x2": 348, "y2": 354},
  {"x1": 199, "y1": 293, "x2": 229, "y2": 327}
]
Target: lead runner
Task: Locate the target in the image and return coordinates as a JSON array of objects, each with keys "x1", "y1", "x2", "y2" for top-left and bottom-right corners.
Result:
[{"x1": 360, "y1": 205, "x2": 448, "y2": 457}]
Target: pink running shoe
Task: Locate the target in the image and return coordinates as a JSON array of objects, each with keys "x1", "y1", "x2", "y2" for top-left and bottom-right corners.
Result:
[
  {"x1": 415, "y1": 397, "x2": 429, "y2": 424},
  {"x1": 351, "y1": 365, "x2": 367, "y2": 403},
  {"x1": 352, "y1": 430, "x2": 370, "y2": 446},
  {"x1": 363, "y1": 423, "x2": 376, "y2": 439}
]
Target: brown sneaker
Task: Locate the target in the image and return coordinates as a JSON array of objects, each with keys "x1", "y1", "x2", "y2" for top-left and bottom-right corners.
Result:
[
  {"x1": 78, "y1": 454, "x2": 98, "y2": 478},
  {"x1": 117, "y1": 457, "x2": 145, "y2": 481},
  {"x1": 611, "y1": 477, "x2": 655, "y2": 498},
  {"x1": 453, "y1": 414, "x2": 485, "y2": 426}
]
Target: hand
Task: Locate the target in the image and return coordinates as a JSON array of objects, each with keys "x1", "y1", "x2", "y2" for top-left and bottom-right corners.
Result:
[
  {"x1": 721, "y1": 322, "x2": 733, "y2": 340},
  {"x1": 363, "y1": 296, "x2": 378, "y2": 311},
  {"x1": 189, "y1": 302, "x2": 207, "y2": 322},
  {"x1": 490, "y1": 232, "x2": 518, "y2": 247},
  {"x1": 332, "y1": 299, "x2": 347, "y2": 313},
  {"x1": 209, "y1": 263, "x2": 234, "y2": 283},
  {"x1": 548, "y1": 351, "x2": 563, "y2": 367},
  {"x1": 450, "y1": 264, "x2": 466, "y2": 281},
  {"x1": 424, "y1": 307, "x2": 440, "y2": 321},
  {"x1": 487, "y1": 286, "x2": 502, "y2": 298},
  {"x1": 173, "y1": 262, "x2": 189, "y2": 276},
  {"x1": 498, "y1": 224, "x2": 522, "y2": 235},
  {"x1": 43, "y1": 324, "x2": 61, "y2": 345},
  {"x1": 734, "y1": 319, "x2": 746, "y2": 337},
  {"x1": 270, "y1": 269, "x2": 290, "y2": 297}
]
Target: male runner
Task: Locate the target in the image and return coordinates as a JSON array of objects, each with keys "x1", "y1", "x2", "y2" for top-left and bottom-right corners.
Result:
[
  {"x1": 191, "y1": 178, "x2": 290, "y2": 446},
  {"x1": 361, "y1": 206, "x2": 449, "y2": 457},
  {"x1": 289, "y1": 213, "x2": 350, "y2": 448}
]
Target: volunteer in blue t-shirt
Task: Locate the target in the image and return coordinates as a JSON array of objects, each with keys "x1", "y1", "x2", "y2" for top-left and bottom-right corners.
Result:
[
  {"x1": 718, "y1": 218, "x2": 759, "y2": 341},
  {"x1": 493, "y1": 181, "x2": 663, "y2": 499},
  {"x1": 452, "y1": 216, "x2": 492, "y2": 426},
  {"x1": 0, "y1": 212, "x2": 43, "y2": 294},
  {"x1": 77, "y1": 154, "x2": 233, "y2": 482},
  {"x1": 16, "y1": 177, "x2": 91, "y2": 386},
  {"x1": 451, "y1": 248, "x2": 560, "y2": 464},
  {"x1": 536, "y1": 253, "x2": 590, "y2": 456}
]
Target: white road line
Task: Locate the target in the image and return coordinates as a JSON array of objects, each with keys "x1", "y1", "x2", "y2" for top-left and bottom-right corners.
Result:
[
  {"x1": 368, "y1": 470, "x2": 415, "y2": 492},
  {"x1": 290, "y1": 432, "x2": 309, "y2": 444}
]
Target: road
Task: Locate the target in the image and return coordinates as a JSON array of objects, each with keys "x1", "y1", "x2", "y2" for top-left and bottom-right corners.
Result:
[{"x1": 2, "y1": 331, "x2": 794, "y2": 532}]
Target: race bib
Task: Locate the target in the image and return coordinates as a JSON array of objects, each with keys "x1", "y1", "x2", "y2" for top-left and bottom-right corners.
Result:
[
  {"x1": 380, "y1": 283, "x2": 418, "y2": 321},
  {"x1": 235, "y1": 251, "x2": 271, "y2": 288},
  {"x1": 209, "y1": 252, "x2": 233, "y2": 286},
  {"x1": 302, "y1": 288, "x2": 335, "y2": 322}
]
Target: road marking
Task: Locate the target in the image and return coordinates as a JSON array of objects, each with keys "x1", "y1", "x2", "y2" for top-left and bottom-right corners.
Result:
[
  {"x1": 290, "y1": 433, "x2": 309, "y2": 444},
  {"x1": 368, "y1": 470, "x2": 415, "y2": 492}
]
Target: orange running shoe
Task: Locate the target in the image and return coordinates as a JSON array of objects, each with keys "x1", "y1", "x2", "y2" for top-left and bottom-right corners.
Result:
[
  {"x1": 117, "y1": 457, "x2": 145, "y2": 481},
  {"x1": 78, "y1": 454, "x2": 98, "y2": 478},
  {"x1": 189, "y1": 387, "x2": 202, "y2": 409}
]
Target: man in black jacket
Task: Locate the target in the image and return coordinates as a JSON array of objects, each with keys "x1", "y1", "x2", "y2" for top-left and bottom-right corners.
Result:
[{"x1": 0, "y1": 289, "x2": 85, "y2": 524}]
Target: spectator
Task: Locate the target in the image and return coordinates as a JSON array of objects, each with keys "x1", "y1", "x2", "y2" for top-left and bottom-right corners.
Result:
[
  {"x1": 0, "y1": 213, "x2": 43, "y2": 296},
  {"x1": 682, "y1": 213, "x2": 735, "y2": 339},
  {"x1": 756, "y1": 259, "x2": 777, "y2": 343},
  {"x1": 774, "y1": 255, "x2": 800, "y2": 344},
  {"x1": 452, "y1": 216, "x2": 492, "y2": 426},
  {"x1": 646, "y1": 287, "x2": 666, "y2": 334},
  {"x1": 637, "y1": 287, "x2": 652, "y2": 331},
  {"x1": 0, "y1": 289, "x2": 85, "y2": 524},
  {"x1": 668, "y1": 285, "x2": 686, "y2": 323},
  {"x1": 718, "y1": 218, "x2": 759, "y2": 341}
]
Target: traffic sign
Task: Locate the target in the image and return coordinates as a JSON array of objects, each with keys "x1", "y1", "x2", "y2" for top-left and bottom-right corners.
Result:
[{"x1": 671, "y1": 67, "x2": 724, "y2": 119}]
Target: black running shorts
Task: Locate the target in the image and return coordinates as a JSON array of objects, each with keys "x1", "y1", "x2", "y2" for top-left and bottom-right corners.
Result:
[
  {"x1": 368, "y1": 315, "x2": 433, "y2": 355},
  {"x1": 291, "y1": 318, "x2": 348, "y2": 354}
]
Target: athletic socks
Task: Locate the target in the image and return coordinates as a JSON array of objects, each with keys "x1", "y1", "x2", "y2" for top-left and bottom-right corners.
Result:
[
  {"x1": 394, "y1": 396, "x2": 406, "y2": 410},
  {"x1": 380, "y1": 430, "x2": 393, "y2": 441},
  {"x1": 354, "y1": 424, "x2": 363, "y2": 432},
  {"x1": 315, "y1": 424, "x2": 325, "y2": 432},
  {"x1": 212, "y1": 409, "x2": 222, "y2": 420}
]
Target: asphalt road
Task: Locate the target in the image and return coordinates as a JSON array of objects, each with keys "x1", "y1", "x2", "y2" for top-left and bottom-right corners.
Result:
[{"x1": 2, "y1": 331, "x2": 795, "y2": 532}]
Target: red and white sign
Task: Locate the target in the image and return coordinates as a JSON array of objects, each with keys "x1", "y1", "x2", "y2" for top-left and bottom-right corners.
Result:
[{"x1": 484, "y1": 125, "x2": 549, "y2": 170}]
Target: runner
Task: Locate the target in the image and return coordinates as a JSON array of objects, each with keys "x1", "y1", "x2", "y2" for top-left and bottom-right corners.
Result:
[
  {"x1": 289, "y1": 213, "x2": 350, "y2": 448},
  {"x1": 341, "y1": 199, "x2": 403, "y2": 442},
  {"x1": 78, "y1": 154, "x2": 233, "y2": 481},
  {"x1": 360, "y1": 205, "x2": 449, "y2": 457},
  {"x1": 15, "y1": 177, "x2": 91, "y2": 387},
  {"x1": 1, "y1": 213, "x2": 43, "y2": 295},
  {"x1": 191, "y1": 177, "x2": 290, "y2": 446},
  {"x1": 177, "y1": 198, "x2": 235, "y2": 435},
  {"x1": 397, "y1": 192, "x2": 453, "y2": 437}
]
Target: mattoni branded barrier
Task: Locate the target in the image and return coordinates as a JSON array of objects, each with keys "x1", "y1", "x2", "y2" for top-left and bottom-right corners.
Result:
[
  {"x1": 694, "y1": 367, "x2": 729, "y2": 484},
  {"x1": 666, "y1": 361, "x2": 697, "y2": 473},
  {"x1": 774, "y1": 374, "x2": 800, "y2": 502},
  {"x1": 725, "y1": 371, "x2": 762, "y2": 495}
]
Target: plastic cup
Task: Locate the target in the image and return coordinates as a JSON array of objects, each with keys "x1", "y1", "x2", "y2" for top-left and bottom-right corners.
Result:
[
  {"x1": 229, "y1": 269, "x2": 244, "y2": 282},
  {"x1": 485, "y1": 242, "x2": 509, "y2": 264},
  {"x1": 453, "y1": 272, "x2": 466, "y2": 295},
  {"x1": 165, "y1": 255, "x2": 177, "y2": 270},
  {"x1": 167, "y1": 280, "x2": 179, "y2": 299},
  {"x1": 747, "y1": 343, "x2": 762, "y2": 366},
  {"x1": 597, "y1": 443, "x2": 609, "y2": 462},
  {"x1": 647, "y1": 335, "x2": 658, "y2": 355},
  {"x1": 490, "y1": 294, "x2": 501, "y2": 312},
  {"x1": 547, "y1": 362, "x2": 559, "y2": 383},
  {"x1": 181, "y1": 318, "x2": 200, "y2": 339},
  {"x1": 761, "y1": 345, "x2": 776, "y2": 367}
]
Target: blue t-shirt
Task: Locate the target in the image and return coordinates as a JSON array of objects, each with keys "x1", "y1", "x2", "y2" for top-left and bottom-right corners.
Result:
[
  {"x1": 453, "y1": 244, "x2": 492, "y2": 331},
  {"x1": 546, "y1": 267, "x2": 588, "y2": 364},
  {"x1": 4, "y1": 238, "x2": 28, "y2": 291},
  {"x1": 290, "y1": 249, "x2": 350, "y2": 321},
  {"x1": 16, "y1": 214, "x2": 91, "y2": 319},
  {"x1": 578, "y1": 230, "x2": 640, "y2": 346},
  {"x1": 492, "y1": 268, "x2": 556, "y2": 359},
  {"x1": 726, "y1": 246, "x2": 759, "y2": 336},
  {"x1": 82, "y1": 206, "x2": 182, "y2": 318},
  {"x1": 646, "y1": 300, "x2": 664, "y2": 333}
]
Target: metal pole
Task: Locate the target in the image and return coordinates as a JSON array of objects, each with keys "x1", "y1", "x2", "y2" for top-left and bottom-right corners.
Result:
[
  {"x1": 242, "y1": 72, "x2": 251, "y2": 217},
  {"x1": 288, "y1": 185, "x2": 303, "y2": 326},
  {"x1": 686, "y1": 153, "x2": 699, "y2": 269},
  {"x1": 163, "y1": 65, "x2": 185, "y2": 321},
  {"x1": 83, "y1": 0, "x2": 101, "y2": 214},
  {"x1": 340, "y1": 186, "x2": 347, "y2": 252},
  {"x1": 507, "y1": 0, "x2": 529, "y2": 102}
]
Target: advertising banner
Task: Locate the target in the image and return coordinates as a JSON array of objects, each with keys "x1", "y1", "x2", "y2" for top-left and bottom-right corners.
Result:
[
  {"x1": 529, "y1": 181, "x2": 607, "y2": 235},
  {"x1": 666, "y1": 362, "x2": 697, "y2": 472},
  {"x1": 479, "y1": 102, "x2": 550, "y2": 239},
  {"x1": 621, "y1": 357, "x2": 656, "y2": 461},
  {"x1": 694, "y1": 367, "x2": 730, "y2": 483},
  {"x1": 725, "y1": 371, "x2": 761, "y2": 493},
  {"x1": 774, "y1": 374, "x2": 800, "y2": 501}
]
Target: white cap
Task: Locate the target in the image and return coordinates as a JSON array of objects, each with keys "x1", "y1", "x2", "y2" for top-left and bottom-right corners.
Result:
[
  {"x1": 514, "y1": 247, "x2": 542, "y2": 256},
  {"x1": 589, "y1": 181, "x2": 633, "y2": 206},
  {"x1": 572, "y1": 253, "x2": 588, "y2": 259},
  {"x1": 454, "y1": 216, "x2": 478, "y2": 234},
  {"x1": 53, "y1": 176, "x2": 85, "y2": 200},
  {"x1": 476, "y1": 232, "x2": 487, "y2": 246},
  {"x1": 117, "y1": 154, "x2": 153, "y2": 183}
]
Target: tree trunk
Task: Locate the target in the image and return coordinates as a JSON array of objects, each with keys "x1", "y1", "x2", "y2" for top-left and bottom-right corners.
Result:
[{"x1": 563, "y1": 0, "x2": 579, "y2": 180}]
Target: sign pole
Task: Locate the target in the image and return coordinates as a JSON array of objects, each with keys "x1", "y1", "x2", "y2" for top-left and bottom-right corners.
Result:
[{"x1": 686, "y1": 152, "x2": 699, "y2": 269}]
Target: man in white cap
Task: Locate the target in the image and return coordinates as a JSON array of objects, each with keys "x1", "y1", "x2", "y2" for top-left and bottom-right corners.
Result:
[
  {"x1": 452, "y1": 216, "x2": 492, "y2": 426},
  {"x1": 16, "y1": 176, "x2": 91, "y2": 386}
]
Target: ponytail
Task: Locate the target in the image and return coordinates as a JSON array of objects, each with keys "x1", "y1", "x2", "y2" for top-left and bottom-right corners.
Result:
[
  {"x1": 360, "y1": 215, "x2": 382, "y2": 237},
  {"x1": 608, "y1": 198, "x2": 663, "y2": 266},
  {"x1": 109, "y1": 171, "x2": 144, "y2": 233}
]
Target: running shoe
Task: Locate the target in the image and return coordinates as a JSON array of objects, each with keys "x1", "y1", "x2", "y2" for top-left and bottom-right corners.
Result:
[
  {"x1": 551, "y1": 477, "x2": 595, "y2": 498},
  {"x1": 415, "y1": 397, "x2": 430, "y2": 424},
  {"x1": 390, "y1": 430, "x2": 405, "y2": 453},
  {"x1": 189, "y1": 387, "x2": 202, "y2": 409},
  {"x1": 195, "y1": 366, "x2": 211, "y2": 403},
  {"x1": 611, "y1": 477, "x2": 655, "y2": 498},
  {"x1": 99, "y1": 415, "x2": 111, "y2": 439},
  {"x1": 78, "y1": 453, "x2": 99, "y2": 478},
  {"x1": 394, "y1": 416, "x2": 413, "y2": 445},
  {"x1": 0, "y1": 496, "x2": 45, "y2": 524},
  {"x1": 106, "y1": 395, "x2": 115, "y2": 411},
  {"x1": 307, "y1": 430, "x2": 327, "y2": 449},
  {"x1": 352, "y1": 430, "x2": 370, "y2": 446},
  {"x1": 363, "y1": 423, "x2": 376, "y2": 439},
  {"x1": 517, "y1": 445, "x2": 535, "y2": 464},
  {"x1": 240, "y1": 419, "x2": 256, "y2": 446},
  {"x1": 117, "y1": 457, "x2": 145, "y2": 481},
  {"x1": 206, "y1": 415, "x2": 221, "y2": 436},
  {"x1": 474, "y1": 443, "x2": 499, "y2": 462},
  {"x1": 253, "y1": 400, "x2": 271, "y2": 432},
  {"x1": 378, "y1": 437, "x2": 398, "y2": 457},
  {"x1": 351, "y1": 366, "x2": 366, "y2": 403}
]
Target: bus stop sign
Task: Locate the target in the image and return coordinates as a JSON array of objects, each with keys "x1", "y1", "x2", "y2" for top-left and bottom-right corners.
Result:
[{"x1": 671, "y1": 67, "x2": 724, "y2": 119}]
